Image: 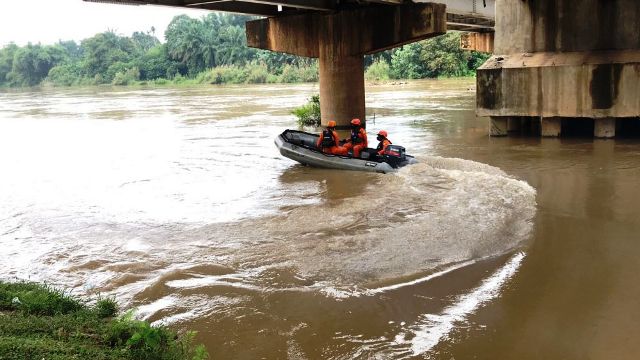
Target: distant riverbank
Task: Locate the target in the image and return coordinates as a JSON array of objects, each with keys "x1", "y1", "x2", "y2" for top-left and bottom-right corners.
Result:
[{"x1": 0, "y1": 73, "x2": 477, "y2": 93}]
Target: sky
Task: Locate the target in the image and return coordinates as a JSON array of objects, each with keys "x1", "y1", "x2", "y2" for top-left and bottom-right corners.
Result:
[{"x1": 0, "y1": 0, "x2": 210, "y2": 47}]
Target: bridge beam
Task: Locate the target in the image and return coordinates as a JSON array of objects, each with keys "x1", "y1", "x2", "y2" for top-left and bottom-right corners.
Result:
[
  {"x1": 247, "y1": 3, "x2": 446, "y2": 128},
  {"x1": 477, "y1": 0, "x2": 640, "y2": 138}
]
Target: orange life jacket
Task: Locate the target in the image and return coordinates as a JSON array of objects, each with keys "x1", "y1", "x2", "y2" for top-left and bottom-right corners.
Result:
[{"x1": 377, "y1": 138, "x2": 392, "y2": 155}]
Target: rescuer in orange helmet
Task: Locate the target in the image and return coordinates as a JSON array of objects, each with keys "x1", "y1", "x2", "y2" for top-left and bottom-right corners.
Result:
[
  {"x1": 342, "y1": 118, "x2": 368, "y2": 158},
  {"x1": 376, "y1": 130, "x2": 392, "y2": 155},
  {"x1": 317, "y1": 120, "x2": 348, "y2": 155}
]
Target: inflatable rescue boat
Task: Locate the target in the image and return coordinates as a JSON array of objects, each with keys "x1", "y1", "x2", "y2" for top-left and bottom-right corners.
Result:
[{"x1": 275, "y1": 130, "x2": 417, "y2": 173}]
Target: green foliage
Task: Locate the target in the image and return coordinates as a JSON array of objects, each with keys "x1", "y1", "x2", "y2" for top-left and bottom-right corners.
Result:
[
  {"x1": 384, "y1": 32, "x2": 490, "y2": 79},
  {"x1": 47, "y1": 63, "x2": 82, "y2": 86},
  {"x1": 0, "y1": 281, "x2": 208, "y2": 360},
  {"x1": 57, "y1": 40, "x2": 83, "y2": 60},
  {"x1": 420, "y1": 32, "x2": 478, "y2": 77},
  {"x1": 132, "y1": 31, "x2": 160, "y2": 54},
  {"x1": 81, "y1": 31, "x2": 136, "y2": 82},
  {"x1": 292, "y1": 95, "x2": 321, "y2": 127},
  {"x1": 112, "y1": 67, "x2": 140, "y2": 86},
  {"x1": 280, "y1": 63, "x2": 319, "y2": 83},
  {"x1": 245, "y1": 62, "x2": 270, "y2": 83},
  {"x1": 95, "y1": 298, "x2": 118, "y2": 318},
  {"x1": 365, "y1": 59, "x2": 391, "y2": 81},
  {"x1": 0, "y1": 43, "x2": 19, "y2": 85},
  {"x1": 0, "y1": 16, "x2": 490, "y2": 89},
  {"x1": 8, "y1": 43, "x2": 68, "y2": 86},
  {"x1": 0, "y1": 282, "x2": 83, "y2": 316},
  {"x1": 137, "y1": 44, "x2": 183, "y2": 80},
  {"x1": 390, "y1": 42, "x2": 426, "y2": 79}
]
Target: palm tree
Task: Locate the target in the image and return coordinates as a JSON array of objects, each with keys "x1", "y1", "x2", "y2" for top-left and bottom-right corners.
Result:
[{"x1": 217, "y1": 25, "x2": 250, "y2": 66}]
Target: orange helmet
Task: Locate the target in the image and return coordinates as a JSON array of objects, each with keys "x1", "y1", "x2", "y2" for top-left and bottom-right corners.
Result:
[
  {"x1": 327, "y1": 120, "x2": 337, "y2": 128},
  {"x1": 377, "y1": 130, "x2": 388, "y2": 137},
  {"x1": 351, "y1": 118, "x2": 361, "y2": 126}
]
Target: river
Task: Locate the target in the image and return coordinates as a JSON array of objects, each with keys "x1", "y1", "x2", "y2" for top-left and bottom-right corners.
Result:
[{"x1": 1, "y1": 79, "x2": 639, "y2": 359}]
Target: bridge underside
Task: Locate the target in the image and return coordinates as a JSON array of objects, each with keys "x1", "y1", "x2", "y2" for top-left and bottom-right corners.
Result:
[
  {"x1": 479, "y1": 0, "x2": 640, "y2": 138},
  {"x1": 85, "y1": 0, "x2": 411, "y2": 16}
]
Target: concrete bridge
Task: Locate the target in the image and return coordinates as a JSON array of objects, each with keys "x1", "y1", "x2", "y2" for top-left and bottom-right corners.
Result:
[
  {"x1": 86, "y1": 0, "x2": 640, "y2": 138},
  {"x1": 478, "y1": 0, "x2": 640, "y2": 138}
]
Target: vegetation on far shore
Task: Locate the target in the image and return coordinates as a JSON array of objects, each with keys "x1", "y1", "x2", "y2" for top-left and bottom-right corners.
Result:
[
  {"x1": 0, "y1": 13, "x2": 489, "y2": 90},
  {"x1": 0, "y1": 281, "x2": 207, "y2": 360}
]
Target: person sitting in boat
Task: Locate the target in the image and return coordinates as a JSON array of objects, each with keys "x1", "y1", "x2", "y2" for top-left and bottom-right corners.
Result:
[
  {"x1": 317, "y1": 120, "x2": 348, "y2": 155},
  {"x1": 342, "y1": 118, "x2": 368, "y2": 158},
  {"x1": 376, "y1": 130, "x2": 392, "y2": 155}
]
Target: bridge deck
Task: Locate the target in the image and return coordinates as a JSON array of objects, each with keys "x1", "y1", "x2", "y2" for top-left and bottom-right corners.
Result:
[{"x1": 84, "y1": 0, "x2": 494, "y2": 32}]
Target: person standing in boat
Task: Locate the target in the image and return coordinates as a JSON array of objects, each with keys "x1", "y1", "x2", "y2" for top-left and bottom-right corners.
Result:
[
  {"x1": 317, "y1": 120, "x2": 348, "y2": 155},
  {"x1": 342, "y1": 118, "x2": 368, "y2": 158},
  {"x1": 376, "y1": 130, "x2": 392, "y2": 155}
]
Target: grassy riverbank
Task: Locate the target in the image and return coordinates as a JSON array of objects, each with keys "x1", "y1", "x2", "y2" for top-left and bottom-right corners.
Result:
[{"x1": 0, "y1": 281, "x2": 207, "y2": 360}]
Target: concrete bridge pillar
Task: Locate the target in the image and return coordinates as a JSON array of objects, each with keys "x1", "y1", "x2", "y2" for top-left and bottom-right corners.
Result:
[
  {"x1": 477, "y1": 0, "x2": 640, "y2": 138},
  {"x1": 247, "y1": 3, "x2": 446, "y2": 129},
  {"x1": 318, "y1": 54, "x2": 365, "y2": 130},
  {"x1": 541, "y1": 118, "x2": 562, "y2": 137},
  {"x1": 594, "y1": 118, "x2": 616, "y2": 139}
]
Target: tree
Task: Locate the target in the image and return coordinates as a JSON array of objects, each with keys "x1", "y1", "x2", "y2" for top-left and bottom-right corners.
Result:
[
  {"x1": 10, "y1": 43, "x2": 68, "y2": 86},
  {"x1": 217, "y1": 25, "x2": 253, "y2": 66},
  {"x1": 132, "y1": 31, "x2": 160, "y2": 54},
  {"x1": 58, "y1": 40, "x2": 83, "y2": 61},
  {"x1": 0, "y1": 43, "x2": 19, "y2": 85},
  {"x1": 81, "y1": 31, "x2": 136, "y2": 82},
  {"x1": 136, "y1": 44, "x2": 184, "y2": 80},
  {"x1": 165, "y1": 15, "x2": 217, "y2": 74},
  {"x1": 390, "y1": 42, "x2": 427, "y2": 79},
  {"x1": 420, "y1": 32, "x2": 471, "y2": 77}
]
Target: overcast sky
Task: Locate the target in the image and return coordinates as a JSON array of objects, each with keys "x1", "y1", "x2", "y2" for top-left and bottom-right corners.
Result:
[{"x1": 0, "y1": 0, "x2": 210, "y2": 47}]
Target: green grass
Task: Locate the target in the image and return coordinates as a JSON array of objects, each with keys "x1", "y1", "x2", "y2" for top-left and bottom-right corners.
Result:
[{"x1": 0, "y1": 281, "x2": 208, "y2": 360}]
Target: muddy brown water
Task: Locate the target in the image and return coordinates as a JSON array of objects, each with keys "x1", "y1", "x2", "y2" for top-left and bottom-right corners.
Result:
[{"x1": 1, "y1": 79, "x2": 639, "y2": 359}]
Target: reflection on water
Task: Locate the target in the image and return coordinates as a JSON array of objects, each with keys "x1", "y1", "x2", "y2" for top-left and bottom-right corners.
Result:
[{"x1": 1, "y1": 79, "x2": 639, "y2": 359}]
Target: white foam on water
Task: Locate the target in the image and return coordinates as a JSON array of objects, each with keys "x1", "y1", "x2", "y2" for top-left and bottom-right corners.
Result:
[
  {"x1": 338, "y1": 253, "x2": 526, "y2": 359},
  {"x1": 135, "y1": 295, "x2": 178, "y2": 321},
  {"x1": 365, "y1": 258, "x2": 479, "y2": 295},
  {"x1": 318, "y1": 259, "x2": 479, "y2": 299},
  {"x1": 404, "y1": 252, "x2": 525, "y2": 356}
]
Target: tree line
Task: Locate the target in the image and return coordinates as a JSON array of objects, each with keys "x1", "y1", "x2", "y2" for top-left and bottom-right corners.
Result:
[{"x1": 0, "y1": 13, "x2": 489, "y2": 88}]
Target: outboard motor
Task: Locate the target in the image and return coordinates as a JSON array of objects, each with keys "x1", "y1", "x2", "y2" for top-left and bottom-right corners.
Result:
[{"x1": 382, "y1": 145, "x2": 406, "y2": 168}]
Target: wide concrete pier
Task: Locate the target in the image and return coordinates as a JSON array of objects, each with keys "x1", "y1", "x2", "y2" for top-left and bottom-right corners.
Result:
[{"x1": 477, "y1": 0, "x2": 640, "y2": 138}]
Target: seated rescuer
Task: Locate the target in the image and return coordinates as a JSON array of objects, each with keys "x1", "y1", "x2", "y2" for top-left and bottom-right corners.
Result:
[
  {"x1": 376, "y1": 130, "x2": 392, "y2": 155},
  {"x1": 342, "y1": 118, "x2": 368, "y2": 158},
  {"x1": 317, "y1": 120, "x2": 348, "y2": 155}
]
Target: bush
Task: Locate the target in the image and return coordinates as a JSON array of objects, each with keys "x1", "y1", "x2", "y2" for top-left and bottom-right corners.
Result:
[
  {"x1": 279, "y1": 63, "x2": 318, "y2": 83},
  {"x1": 0, "y1": 282, "x2": 83, "y2": 316},
  {"x1": 105, "y1": 312, "x2": 207, "y2": 360},
  {"x1": 172, "y1": 73, "x2": 187, "y2": 84},
  {"x1": 112, "y1": 67, "x2": 140, "y2": 86},
  {"x1": 245, "y1": 62, "x2": 269, "y2": 84},
  {"x1": 365, "y1": 59, "x2": 390, "y2": 81},
  {"x1": 95, "y1": 297, "x2": 118, "y2": 318},
  {"x1": 153, "y1": 78, "x2": 169, "y2": 85},
  {"x1": 47, "y1": 63, "x2": 81, "y2": 86},
  {"x1": 291, "y1": 95, "x2": 321, "y2": 127},
  {"x1": 197, "y1": 66, "x2": 248, "y2": 84}
]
